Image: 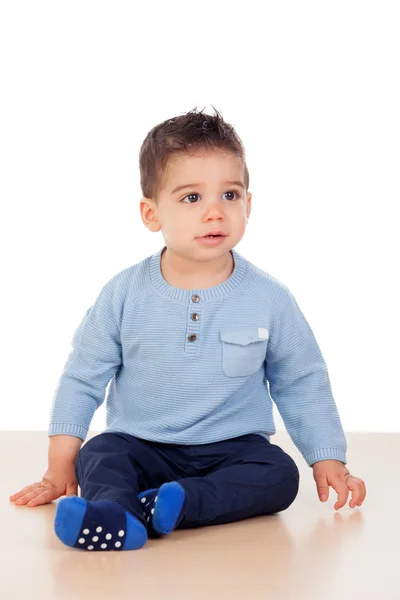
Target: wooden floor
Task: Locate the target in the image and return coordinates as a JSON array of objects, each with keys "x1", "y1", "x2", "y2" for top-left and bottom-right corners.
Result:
[{"x1": 2, "y1": 431, "x2": 398, "y2": 600}]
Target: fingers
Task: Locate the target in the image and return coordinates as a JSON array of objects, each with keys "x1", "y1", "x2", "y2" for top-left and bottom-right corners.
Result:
[
  {"x1": 25, "y1": 490, "x2": 54, "y2": 507},
  {"x1": 346, "y1": 475, "x2": 367, "y2": 508},
  {"x1": 313, "y1": 473, "x2": 329, "y2": 502},
  {"x1": 66, "y1": 484, "x2": 78, "y2": 497},
  {"x1": 11, "y1": 486, "x2": 54, "y2": 507},
  {"x1": 332, "y1": 480, "x2": 349, "y2": 510},
  {"x1": 314, "y1": 467, "x2": 367, "y2": 510},
  {"x1": 10, "y1": 483, "x2": 42, "y2": 502}
]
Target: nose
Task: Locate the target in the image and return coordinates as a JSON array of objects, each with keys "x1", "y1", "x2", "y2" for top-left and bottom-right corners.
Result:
[{"x1": 202, "y1": 200, "x2": 226, "y2": 220}]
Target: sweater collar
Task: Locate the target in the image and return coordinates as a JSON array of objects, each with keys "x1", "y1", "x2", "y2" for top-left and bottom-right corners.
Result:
[{"x1": 149, "y1": 245, "x2": 248, "y2": 303}]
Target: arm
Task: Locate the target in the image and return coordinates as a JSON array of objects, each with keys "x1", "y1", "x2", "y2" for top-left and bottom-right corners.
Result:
[
  {"x1": 265, "y1": 287, "x2": 347, "y2": 467},
  {"x1": 48, "y1": 434, "x2": 83, "y2": 467},
  {"x1": 48, "y1": 277, "x2": 123, "y2": 441}
]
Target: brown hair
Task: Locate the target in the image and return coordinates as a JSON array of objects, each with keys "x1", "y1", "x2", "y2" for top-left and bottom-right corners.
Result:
[{"x1": 139, "y1": 105, "x2": 249, "y2": 204}]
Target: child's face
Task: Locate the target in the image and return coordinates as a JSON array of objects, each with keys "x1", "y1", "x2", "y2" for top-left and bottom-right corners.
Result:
[{"x1": 140, "y1": 150, "x2": 252, "y2": 259}]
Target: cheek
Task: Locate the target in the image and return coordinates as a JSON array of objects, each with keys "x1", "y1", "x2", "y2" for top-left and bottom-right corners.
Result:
[{"x1": 164, "y1": 213, "x2": 188, "y2": 233}]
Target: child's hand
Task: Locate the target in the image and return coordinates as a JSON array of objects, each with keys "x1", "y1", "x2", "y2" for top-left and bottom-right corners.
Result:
[
  {"x1": 9, "y1": 465, "x2": 78, "y2": 507},
  {"x1": 312, "y1": 459, "x2": 367, "y2": 510}
]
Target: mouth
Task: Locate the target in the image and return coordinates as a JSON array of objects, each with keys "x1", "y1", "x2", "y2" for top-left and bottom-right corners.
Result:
[{"x1": 197, "y1": 231, "x2": 227, "y2": 239}]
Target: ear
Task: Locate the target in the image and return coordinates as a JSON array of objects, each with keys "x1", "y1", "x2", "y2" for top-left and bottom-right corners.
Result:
[
  {"x1": 246, "y1": 193, "x2": 252, "y2": 220},
  {"x1": 140, "y1": 197, "x2": 161, "y2": 233}
]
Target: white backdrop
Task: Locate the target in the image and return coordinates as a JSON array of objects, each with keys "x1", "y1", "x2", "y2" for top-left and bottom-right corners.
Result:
[{"x1": 1, "y1": 1, "x2": 398, "y2": 433}]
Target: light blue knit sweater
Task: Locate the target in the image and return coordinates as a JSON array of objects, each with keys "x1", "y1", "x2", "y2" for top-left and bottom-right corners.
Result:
[{"x1": 48, "y1": 245, "x2": 347, "y2": 467}]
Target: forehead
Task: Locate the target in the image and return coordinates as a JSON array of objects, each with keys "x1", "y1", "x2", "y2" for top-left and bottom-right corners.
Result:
[{"x1": 163, "y1": 151, "x2": 244, "y2": 190}]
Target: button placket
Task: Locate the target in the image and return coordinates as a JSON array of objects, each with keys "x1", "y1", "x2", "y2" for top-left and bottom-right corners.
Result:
[{"x1": 187, "y1": 294, "x2": 201, "y2": 344}]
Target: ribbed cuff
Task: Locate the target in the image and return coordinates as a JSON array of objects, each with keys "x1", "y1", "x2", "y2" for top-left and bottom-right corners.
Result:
[
  {"x1": 304, "y1": 447, "x2": 347, "y2": 467},
  {"x1": 48, "y1": 422, "x2": 88, "y2": 441}
]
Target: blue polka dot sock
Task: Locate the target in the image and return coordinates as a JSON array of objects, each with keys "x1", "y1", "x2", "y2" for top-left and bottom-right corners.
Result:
[
  {"x1": 54, "y1": 496, "x2": 148, "y2": 551},
  {"x1": 138, "y1": 481, "x2": 187, "y2": 536}
]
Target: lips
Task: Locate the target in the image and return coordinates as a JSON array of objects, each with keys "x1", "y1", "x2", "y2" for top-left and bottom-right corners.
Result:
[{"x1": 199, "y1": 230, "x2": 227, "y2": 238}]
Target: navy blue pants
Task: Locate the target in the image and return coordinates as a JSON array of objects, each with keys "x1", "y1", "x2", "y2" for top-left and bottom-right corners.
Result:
[{"x1": 75, "y1": 432, "x2": 300, "y2": 534}]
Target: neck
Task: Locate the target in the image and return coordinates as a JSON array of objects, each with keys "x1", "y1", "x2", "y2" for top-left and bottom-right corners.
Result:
[{"x1": 160, "y1": 247, "x2": 234, "y2": 289}]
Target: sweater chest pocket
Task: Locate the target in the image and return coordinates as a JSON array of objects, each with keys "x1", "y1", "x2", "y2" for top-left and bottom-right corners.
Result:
[{"x1": 220, "y1": 326, "x2": 269, "y2": 377}]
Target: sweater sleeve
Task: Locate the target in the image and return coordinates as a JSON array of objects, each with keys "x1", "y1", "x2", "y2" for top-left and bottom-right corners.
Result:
[
  {"x1": 265, "y1": 288, "x2": 347, "y2": 467},
  {"x1": 48, "y1": 278, "x2": 123, "y2": 441}
]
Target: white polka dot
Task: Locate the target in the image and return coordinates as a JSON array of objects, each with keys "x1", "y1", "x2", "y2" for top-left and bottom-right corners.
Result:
[
  {"x1": 83, "y1": 529, "x2": 89, "y2": 535},
  {"x1": 155, "y1": 496, "x2": 158, "y2": 502},
  {"x1": 141, "y1": 497, "x2": 146, "y2": 503},
  {"x1": 87, "y1": 545, "x2": 94, "y2": 550},
  {"x1": 105, "y1": 533, "x2": 112, "y2": 540},
  {"x1": 92, "y1": 536, "x2": 99, "y2": 542},
  {"x1": 96, "y1": 526, "x2": 102, "y2": 533},
  {"x1": 78, "y1": 538, "x2": 85, "y2": 544},
  {"x1": 115, "y1": 541, "x2": 121, "y2": 548},
  {"x1": 101, "y1": 543, "x2": 107, "y2": 549},
  {"x1": 118, "y1": 530, "x2": 125, "y2": 537},
  {"x1": 151, "y1": 508, "x2": 155, "y2": 515},
  {"x1": 147, "y1": 516, "x2": 150, "y2": 521}
]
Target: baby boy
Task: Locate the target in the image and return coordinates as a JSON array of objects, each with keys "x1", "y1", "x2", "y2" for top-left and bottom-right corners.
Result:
[{"x1": 10, "y1": 106, "x2": 366, "y2": 551}]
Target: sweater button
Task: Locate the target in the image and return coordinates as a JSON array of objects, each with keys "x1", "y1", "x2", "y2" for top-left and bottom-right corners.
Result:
[
  {"x1": 188, "y1": 334, "x2": 197, "y2": 342},
  {"x1": 191, "y1": 294, "x2": 200, "y2": 303},
  {"x1": 191, "y1": 313, "x2": 199, "y2": 321}
]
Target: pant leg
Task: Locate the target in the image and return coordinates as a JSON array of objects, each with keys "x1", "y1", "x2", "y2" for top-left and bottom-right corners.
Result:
[
  {"x1": 175, "y1": 434, "x2": 300, "y2": 529},
  {"x1": 75, "y1": 431, "x2": 188, "y2": 527}
]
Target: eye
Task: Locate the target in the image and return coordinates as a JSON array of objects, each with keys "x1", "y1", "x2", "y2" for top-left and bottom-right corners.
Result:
[
  {"x1": 181, "y1": 193, "x2": 200, "y2": 204},
  {"x1": 180, "y1": 191, "x2": 240, "y2": 204}
]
